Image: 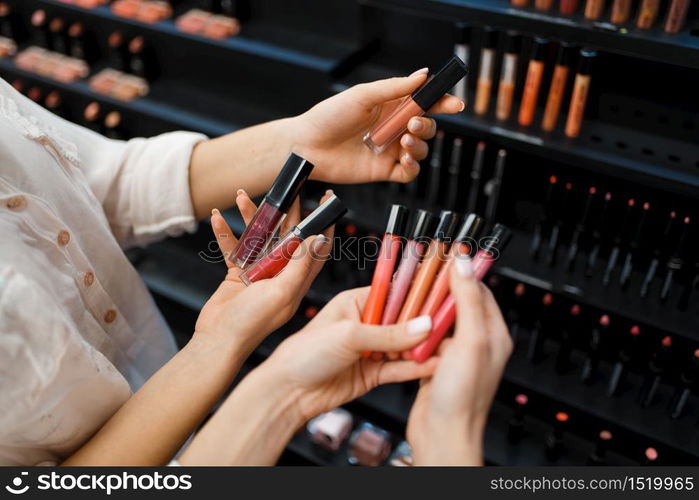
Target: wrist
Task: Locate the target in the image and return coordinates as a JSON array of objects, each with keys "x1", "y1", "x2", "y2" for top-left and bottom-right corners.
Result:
[{"x1": 412, "y1": 417, "x2": 486, "y2": 466}]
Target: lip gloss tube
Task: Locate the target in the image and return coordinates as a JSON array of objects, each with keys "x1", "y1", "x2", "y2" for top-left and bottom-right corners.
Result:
[
  {"x1": 361, "y1": 205, "x2": 409, "y2": 324},
  {"x1": 664, "y1": 0, "x2": 691, "y2": 34},
  {"x1": 397, "y1": 211, "x2": 458, "y2": 322},
  {"x1": 364, "y1": 56, "x2": 467, "y2": 155},
  {"x1": 381, "y1": 210, "x2": 436, "y2": 325},
  {"x1": 518, "y1": 38, "x2": 549, "y2": 127},
  {"x1": 411, "y1": 225, "x2": 512, "y2": 363},
  {"x1": 637, "y1": 0, "x2": 662, "y2": 28},
  {"x1": 584, "y1": 0, "x2": 606, "y2": 19},
  {"x1": 560, "y1": 0, "x2": 580, "y2": 15},
  {"x1": 453, "y1": 23, "x2": 471, "y2": 105},
  {"x1": 565, "y1": 48, "x2": 596, "y2": 139},
  {"x1": 535, "y1": 0, "x2": 556, "y2": 10},
  {"x1": 542, "y1": 43, "x2": 572, "y2": 132},
  {"x1": 610, "y1": 0, "x2": 632, "y2": 24},
  {"x1": 474, "y1": 28, "x2": 498, "y2": 117},
  {"x1": 233, "y1": 153, "x2": 314, "y2": 268},
  {"x1": 420, "y1": 214, "x2": 484, "y2": 317},
  {"x1": 496, "y1": 31, "x2": 522, "y2": 122},
  {"x1": 511, "y1": 0, "x2": 529, "y2": 6},
  {"x1": 239, "y1": 195, "x2": 346, "y2": 285}
]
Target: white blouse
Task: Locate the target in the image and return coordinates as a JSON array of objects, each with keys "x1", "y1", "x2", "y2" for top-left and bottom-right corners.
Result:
[{"x1": 0, "y1": 77, "x2": 207, "y2": 465}]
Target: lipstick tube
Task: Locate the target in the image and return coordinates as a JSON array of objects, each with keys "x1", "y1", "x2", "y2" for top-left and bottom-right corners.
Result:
[
  {"x1": 587, "y1": 430, "x2": 613, "y2": 465},
  {"x1": 664, "y1": 0, "x2": 691, "y2": 34},
  {"x1": 397, "y1": 211, "x2": 458, "y2": 322},
  {"x1": 239, "y1": 194, "x2": 346, "y2": 285},
  {"x1": 608, "y1": 325, "x2": 640, "y2": 395},
  {"x1": 542, "y1": 43, "x2": 572, "y2": 132},
  {"x1": 640, "y1": 211, "x2": 676, "y2": 298},
  {"x1": 535, "y1": 0, "x2": 556, "y2": 11},
  {"x1": 565, "y1": 48, "x2": 596, "y2": 139},
  {"x1": 485, "y1": 150, "x2": 507, "y2": 223},
  {"x1": 554, "y1": 304, "x2": 580, "y2": 374},
  {"x1": 637, "y1": 0, "x2": 662, "y2": 28},
  {"x1": 545, "y1": 411, "x2": 569, "y2": 461},
  {"x1": 466, "y1": 141, "x2": 486, "y2": 214},
  {"x1": 427, "y1": 130, "x2": 445, "y2": 205},
  {"x1": 30, "y1": 9, "x2": 50, "y2": 48},
  {"x1": 584, "y1": 0, "x2": 606, "y2": 19},
  {"x1": 233, "y1": 154, "x2": 314, "y2": 268},
  {"x1": 560, "y1": 0, "x2": 580, "y2": 15},
  {"x1": 496, "y1": 32, "x2": 522, "y2": 122},
  {"x1": 566, "y1": 186, "x2": 596, "y2": 271},
  {"x1": 610, "y1": 0, "x2": 632, "y2": 24},
  {"x1": 411, "y1": 225, "x2": 512, "y2": 363},
  {"x1": 508, "y1": 394, "x2": 529, "y2": 443},
  {"x1": 381, "y1": 210, "x2": 436, "y2": 325},
  {"x1": 364, "y1": 56, "x2": 467, "y2": 155},
  {"x1": 453, "y1": 23, "x2": 471, "y2": 105},
  {"x1": 668, "y1": 349, "x2": 699, "y2": 419},
  {"x1": 420, "y1": 214, "x2": 484, "y2": 318},
  {"x1": 518, "y1": 38, "x2": 549, "y2": 127},
  {"x1": 637, "y1": 336, "x2": 672, "y2": 407},
  {"x1": 527, "y1": 292, "x2": 554, "y2": 363},
  {"x1": 581, "y1": 314, "x2": 609, "y2": 384},
  {"x1": 445, "y1": 137, "x2": 463, "y2": 210},
  {"x1": 474, "y1": 28, "x2": 498, "y2": 117},
  {"x1": 361, "y1": 205, "x2": 409, "y2": 324}
]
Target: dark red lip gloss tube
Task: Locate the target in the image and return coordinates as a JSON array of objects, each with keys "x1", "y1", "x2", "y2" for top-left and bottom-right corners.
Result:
[
  {"x1": 233, "y1": 153, "x2": 314, "y2": 269},
  {"x1": 410, "y1": 224, "x2": 512, "y2": 363},
  {"x1": 363, "y1": 56, "x2": 468, "y2": 155},
  {"x1": 239, "y1": 195, "x2": 346, "y2": 285}
]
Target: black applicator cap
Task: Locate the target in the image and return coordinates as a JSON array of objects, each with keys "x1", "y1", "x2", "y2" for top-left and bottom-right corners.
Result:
[
  {"x1": 433, "y1": 210, "x2": 458, "y2": 241},
  {"x1": 296, "y1": 194, "x2": 347, "y2": 238},
  {"x1": 577, "y1": 48, "x2": 596, "y2": 75},
  {"x1": 410, "y1": 209, "x2": 436, "y2": 241},
  {"x1": 503, "y1": 31, "x2": 522, "y2": 54},
  {"x1": 412, "y1": 55, "x2": 468, "y2": 111},
  {"x1": 265, "y1": 153, "x2": 314, "y2": 212},
  {"x1": 482, "y1": 224, "x2": 513, "y2": 255},
  {"x1": 455, "y1": 22, "x2": 472, "y2": 44},
  {"x1": 531, "y1": 37, "x2": 549, "y2": 60},
  {"x1": 555, "y1": 42, "x2": 574, "y2": 66},
  {"x1": 384, "y1": 204, "x2": 409, "y2": 237},
  {"x1": 455, "y1": 213, "x2": 485, "y2": 243}
]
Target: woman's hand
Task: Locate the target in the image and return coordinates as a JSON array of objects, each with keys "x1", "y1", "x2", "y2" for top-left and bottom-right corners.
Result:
[
  {"x1": 295, "y1": 69, "x2": 465, "y2": 184},
  {"x1": 406, "y1": 256, "x2": 513, "y2": 466}
]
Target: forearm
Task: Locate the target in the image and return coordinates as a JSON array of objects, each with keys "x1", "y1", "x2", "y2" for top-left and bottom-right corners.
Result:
[
  {"x1": 62, "y1": 333, "x2": 248, "y2": 466},
  {"x1": 412, "y1": 420, "x2": 485, "y2": 466},
  {"x1": 188, "y1": 117, "x2": 297, "y2": 219}
]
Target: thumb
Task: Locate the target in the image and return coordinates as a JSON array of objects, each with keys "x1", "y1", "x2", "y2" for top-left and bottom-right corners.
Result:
[
  {"x1": 450, "y1": 254, "x2": 488, "y2": 346},
  {"x1": 275, "y1": 234, "x2": 330, "y2": 292},
  {"x1": 351, "y1": 315, "x2": 432, "y2": 353},
  {"x1": 352, "y1": 68, "x2": 429, "y2": 107}
]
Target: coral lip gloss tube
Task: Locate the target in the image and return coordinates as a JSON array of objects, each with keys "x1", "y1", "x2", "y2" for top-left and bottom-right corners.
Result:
[
  {"x1": 411, "y1": 224, "x2": 513, "y2": 363},
  {"x1": 240, "y1": 195, "x2": 347, "y2": 285},
  {"x1": 362, "y1": 205, "x2": 409, "y2": 324},
  {"x1": 565, "y1": 48, "x2": 596, "y2": 139},
  {"x1": 542, "y1": 42, "x2": 573, "y2": 132},
  {"x1": 637, "y1": 0, "x2": 661, "y2": 28},
  {"x1": 495, "y1": 31, "x2": 522, "y2": 122},
  {"x1": 233, "y1": 153, "x2": 314, "y2": 269},
  {"x1": 420, "y1": 213, "x2": 484, "y2": 318},
  {"x1": 584, "y1": 0, "x2": 606, "y2": 20},
  {"x1": 397, "y1": 210, "x2": 458, "y2": 322},
  {"x1": 518, "y1": 37, "x2": 548, "y2": 127},
  {"x1": 665, "y1": 0, "x2": 691, "y2": 34},
  {"x1": 381, "y1": 210, "x2": 436, "y2": 325},
  {"x1": 364, "y1": 56, "x2": 467, "y2": 155},
  {"x1": 610, "y1": 0, "x2": 633, "y2": 24}
]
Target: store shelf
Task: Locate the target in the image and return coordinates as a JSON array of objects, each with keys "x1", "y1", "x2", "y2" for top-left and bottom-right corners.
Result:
[{"x1": 362, "y1": 0, "x2": 699, "y2": 69}]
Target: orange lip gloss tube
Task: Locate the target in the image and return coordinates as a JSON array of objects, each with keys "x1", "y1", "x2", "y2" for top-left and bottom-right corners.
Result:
[
  {"x1": 518, "y1": 38, "x2": 549, "y2": 127},
  {"x1": 397, "y1": 210, "x2": 458, "y2": 322},
  {"x1": 637, "y1": 0, "x2": 661, "y2": 28},
  {"x1": 610, "y1": 0, "x2": 632, "y2": 24},
  {"x1": 535, "y1": 0, "x2": 556, "y2": 11},
  {"x1": 584, "y1": 0, "x2": 606, "y2": 19},
  {"x1": 565, "y1": 48, "x2": 596, "y2": 139},
  {"x1": 542, "y1": 43, "x2": 573, "y2": 132},
  {"x1": 511, "y1": 0, "x2": 529, "y2": 6},
  {"x1": 474, "y1": 27, "x2": 498, "y2": 117},
  {"x1": 496, "y1": 31, "x2": 522, "y2": 122}
]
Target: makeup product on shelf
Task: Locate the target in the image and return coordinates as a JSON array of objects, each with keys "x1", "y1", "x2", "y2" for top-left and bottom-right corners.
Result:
[
  {"x1": 484, "y1": 150, "x2": 507, "y2": 224},
  {"x1": 397, "y1": 210, "x2": 457, "y2": 322},
  {"x1": 545, "y1": 412, "x2": 569, "y2": 461},
  {"x1": 410, "y1": 224, "x2": 512, "y2": 363},
  {"x1": 112, "y1": 0, "x2": 142, "y2": 19},
  {"x1": 506, "y1": 283, "x2": 526, "y2": 345},
  {"x1": 581, "y1": 315, "x2": 609, "y2": 385},
  {"x1": 637, "y1": 0, "x2": 662, "y2": 28},
  {"x1": 530, "y1": 175, "x2": 558, "y2": 260},
  {"x1": 640, "y1": 211, "x2": 676, "y2": 298},
  {"x1": 202, "y1": 13, "x2": 241, "y2": 40},
  {"x1": 240, "y1": 195, "x2": 346, "y2": 285},
  {"x1": 518, "y1": 38, "x2": 549, "y2": 127},
  {"x1": 108, "y1": 31, "x2": 129, "y2": 71},
  {"x1": 664, "y1": 0, "x2": 691, "y2": 34},
  {"x1": 233, "y1": 154, "x2": 314, "y2": 268},
  {"x1": 565, "y1": 48, "x2": 596, "y2": 139},
  {"x1": 0, "y1": 2, "x2": 13, "y2": 39},
  {"x1": 507, "y1": 394, "x2": 528, "y2": 444},
  {"x1": 48, "y1": 17, "x2": 68, "y2": 55},
  {"x1": 637, "y1": 336, "x2": 672, "y2": 407},
  {"x1": 104, "y1": 111, "x2": 124, "y2": 140},
  {"x1": 496, "y1": 31, "x2": 521, "y2": 122},
  {"x1": 678, "y1": 263, "x2": 699, "y2": 311},
  {"x1": 306, "y1": 408, "x2": 353, "y2": 453},
  {"x1": 388, "y1": 441, "x2": 413, "y2": 467},
  {"x1": 587, "y1": 430, "x2": 613, "y2": 465},
  {"x1": 83, "y1": 101, "x2": 102, "y2": 132},
  {"x1": 660, "y1": 216, "x2": 690, "y2": 303},
  {"x1": 0, "y1": 35, "x2": 15, "y2": 58},
  {"x1": 546, "y1": 181, "x2": 572, "y2": 267},
  {"x1": 542, "y1": 43, "x2": 573, "y2": 132},
  {"x1": 535, "y1": 0, "x2": 556, "y2": 11},
  {"x1": 68, "y1": 22, "x2": 91, "y2": 63},
  {"x1": 466, "y1": 141, "x2": 486, "y2": 214},
  {"x1": 511, "y1": 0, "x2": 529, "y2": 6},
  {"x1": 610, "y1": 0, "x2": 633, "y2": 23},
  {"x1": 362, "y1": 205, "x2": 408, "y2": 325},
  {"x1": 608, "y1": 325, "x2": 640, "y2": 395},
  {"x1": 136, "y1": 0, "x2": 173, "y2": 24},
  {"x1": 585, "y1": 192, "x2": 612, "y2": 277},
  {"x1": 27, "y1": 86, "x2": 43, "y2": 103},
  {"x1": 644, "y1": 447, "x2": 659, "y2": 465},
  {"x1": 176, "y1": 9, "x2": 211, "y2": 34},
  {"x1": 128, "y1": 36, "x2": 148, "y2": 79},
  {"x1": 89, "y1": 68, "x2": 149, "y2": 100},
  {"x1": 602, "y1": 198, "x2": 635, "y2": 287},
  {"x1": 560, "y1": 0, "x2": 580, "y2": 15},
  {"x1": 347, "y1": 422, "x2": 392, "y2": 467},
  {"x1": 445, "y1": 137, "x2": 463, "y2": 210},
  {"x1": 527, "y1": 293, "x2": 554, "y2": 364},
  {"x1": 427, "y1": 131, "x2": 445, "y2": 206},
  {"x1": 565, "y1": 186, "x2": 596, "y2": 271},
  {"x1": 620, "y1": 202, "x2": 650, "y2": 289},
  {"x1": 474, "y1": 28, "x2": 497, "y2": 117},
  {"x1": 364, "y1": 56, "x2": 467, "y2": 155},
  {"x1": 420, "y1": 214, "x2": 484, "y2": 317},
  {"x1": 44, "y1": 90, "x2": 64, "y2": 118},
  {"x1": 30, "y1": 9, "x2": 50, "y2": 48},
  {"x1": 382, "y1": 210, "x2": 435, "y2": 325},
  {"x1": 584, "y1": 0, "x2": 606, "y2": 19},
  {"x1": 554, "y1": 304, "x2": 580, "y2": 374},
  {"x1": 667, "y1": 350, "x2": 699, "y2": 420},
  {"x1": 453, "y1": 23, "x2": 471, "y2": 105}
]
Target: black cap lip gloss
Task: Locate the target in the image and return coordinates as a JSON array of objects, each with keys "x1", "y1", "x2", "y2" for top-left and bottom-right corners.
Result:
[
  {"x1": 433, "y1": 210, "x2": 458, "y2": 241},
  {"x1": 454, "y1": 213, "x2": 485, "y2": 244},
  {"x1": 409, "y1": 209, "x2": 436, "y2": 242},
  {"x1": 295, "y1": 195, "x2": 347, "y2": 238},
  {"x1": 265, "y1": 153, "x2": 315, "y2": 212},
  {"x1": 412, "y1": 56, "x2": 468, "y2": 110},
  {"x1": 384, "y1": 204, "x2": 409, "y2": 237}
]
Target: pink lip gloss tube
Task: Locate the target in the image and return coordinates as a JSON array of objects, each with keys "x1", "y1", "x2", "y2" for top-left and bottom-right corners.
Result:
[
  {"x1": 410, "y1": 225, "x2": 513, "y2": 363},
  {"x1": 381, "y1": 209, "x2": 436, "y2": 325},
  {"x1": 364, "y1": 56, "x2": 468, "y2": 155},
  {"x1": 232, "y1": 153, "x2": 314, "y2": 269}
]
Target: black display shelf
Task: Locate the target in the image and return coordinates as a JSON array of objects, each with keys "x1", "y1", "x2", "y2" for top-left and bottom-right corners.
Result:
[{"x1": 362, "y1": 0, "x2": 699, "y2": 70}]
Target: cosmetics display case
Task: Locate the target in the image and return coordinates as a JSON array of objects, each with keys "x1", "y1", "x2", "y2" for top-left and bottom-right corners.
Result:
[{"x1": 2, "y1": 0, "x2": 699, "y2": 466}]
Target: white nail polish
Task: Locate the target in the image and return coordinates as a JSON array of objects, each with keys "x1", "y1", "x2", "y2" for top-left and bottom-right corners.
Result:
[
  {"x1": 407, "y1": 315, "x2": 432, "y2": 335},
  {"x1": 455, "y1": 254, "x2": 474, "y2": 278},
  {"x1": 458, "y1": 100, "x2": 466, "y2": 112},
  {"x1": 312, "y1": 235, "x2": 329, "y2": 254},
  {"x1": 409, "y1": 67, "x2": 429, "y2": 77}
]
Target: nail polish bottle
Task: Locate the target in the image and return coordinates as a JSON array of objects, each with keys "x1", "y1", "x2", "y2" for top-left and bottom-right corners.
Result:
[
  {"x1": 364, "y1": 56, "x2": 468, "y2": 155},
  {"x1": 234, "y1": 153, "x2": 314, "y2": 268},
  {"x1": 239, "y1": 194, "x2": 346, "y2": 285},
  {"x1": 348, "y1": 422, "x2": 392, "y2": 467},
  {"x1": 388, "y1": 441, "x2": 414, "y2": 466},
  {"x1": 306, "y1": 408, "x2": 353, "y2": 453}
]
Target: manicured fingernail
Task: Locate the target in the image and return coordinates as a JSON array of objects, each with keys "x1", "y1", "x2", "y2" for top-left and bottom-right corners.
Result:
[
  {"x1": 402, "y1": 134, "x2": 416, "y2": 147},
  {"x1": 407, "y1": 315, "x2": 432, "y2": 335},
  {"x1": 409, "y1": 67, "x2": 428, "y2": 77},
  {"x1": 236, "y1": 189, "x2": 246, "y2": 197},
  {"x1": 312, "y1": 234, "x2": 329, "y2": 254},
  {"x1": 409, "y1": 118, "x2": 423, "y2": 132},
  {"x1": 211, "y1": 208, "x2": 220, "y2": 216},
  {"x1": 455, "y1": 254, "x2": 474, "y2": 278},
  {"x1": 402, "y1": 152, "x2": 416, "y2": 166},
  {"x1": 458, "y1": 100, "x2": 466, "y2": 112}
]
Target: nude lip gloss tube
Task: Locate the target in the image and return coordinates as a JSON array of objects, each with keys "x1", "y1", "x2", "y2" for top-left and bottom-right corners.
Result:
[
  {"x1": 565, "y1": 48, "x2": 596, "y2": 139},
  {"x1": 584, "y1": 0, "x2": 606, "y2": 19},
  {"x1": 233, "y1": 153, "x2": 314, "y2": 269},
  {"x1": 474, "y1": 27, "x2": 498, "y2": 117},
  {"x1": 542, "y1": 42, "x2": 573, "y2": 132},
  {"x1": 420, "y1": 213, "x2": 484, "y2": 318},
  {"x1": 381, "y1": 210, "x2": 436, "y2": 325},
  {"x1": 453, "y1": 23, "x2": 471, "y2": 105},
  {"x1": 637, "y1": 0, "x2": 662, "y2": 28},
  {"x1": 363, "y1": 56, "x2": 467, "y2": 155},
  {"x1": 610, "y1": 0, "x2": 633, "y2": 24},
  {"x1": 560, "y1": 0, "x2": 580, "y2": 15},
  {"x1": 535, "y1": 0, "x2": 556, "y2": 11},
  {"x1": 397, "y1": 210, "x2": 458, "y2": 322},
  {"x1": 361, "y1": 205, "x2": 409, "y2": 324},
  {"x1": 664, "y1": 0, "x2": 691, "y2": 34},
  {"x1": 496, "y1": 31, "x2": 522, "y2": 122},
  {"x1": 410, "y1": 224, "x2": 513, "y2": 363},
  {"x1": 239, "y1": 194, "x2": 346, "y2": 285},
  {"x1": 518, "y1": 38, "x2": 549, "y2": 127}
]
